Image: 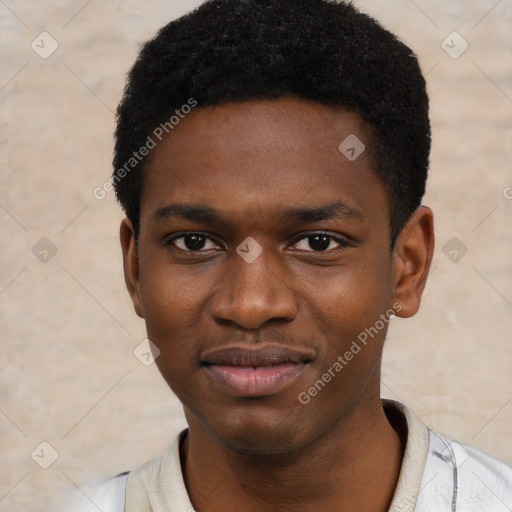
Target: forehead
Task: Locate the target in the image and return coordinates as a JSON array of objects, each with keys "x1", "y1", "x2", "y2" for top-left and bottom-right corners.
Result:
[{"x1": 139, "y1": 97, "x2": 387, "y2": 226}]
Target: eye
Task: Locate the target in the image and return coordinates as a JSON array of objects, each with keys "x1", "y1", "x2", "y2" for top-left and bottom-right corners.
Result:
[
  {"x1": 168, "y1": 233, "x2": 221, "y2": 252},
  {"x1": 290, "y1": 233, "x2": 349, "y2": 252}
]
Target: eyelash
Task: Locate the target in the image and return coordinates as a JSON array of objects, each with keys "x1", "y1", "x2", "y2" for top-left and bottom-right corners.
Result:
[{"x1": 165, "y1": 232, "x2": 351, "y2": 254}]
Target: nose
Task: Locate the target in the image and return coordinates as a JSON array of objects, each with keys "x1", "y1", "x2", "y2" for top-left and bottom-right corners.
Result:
[{"x1": 210, "y1": 248, "x2": 298, "y2": 330}]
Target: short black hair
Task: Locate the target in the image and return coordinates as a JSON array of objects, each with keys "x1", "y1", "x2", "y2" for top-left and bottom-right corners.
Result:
[{"x1": 113, "y1": 0, "x2": 430, "y2": 245}]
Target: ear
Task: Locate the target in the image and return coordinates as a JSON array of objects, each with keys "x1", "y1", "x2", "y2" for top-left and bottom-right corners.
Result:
[
  {"x1": 120, "y1": 218, "x2": 144, "y2": 318},
  {"x1": 392, "y1": 206, "x2": 435, "y2": 318}
]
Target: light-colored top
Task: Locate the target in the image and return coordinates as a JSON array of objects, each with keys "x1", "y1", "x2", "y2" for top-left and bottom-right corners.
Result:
[{"x1": 51, "y1": 400, "x2": 512, "y2": 511}]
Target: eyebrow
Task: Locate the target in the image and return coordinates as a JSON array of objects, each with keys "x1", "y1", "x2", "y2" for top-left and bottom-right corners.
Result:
[
  {"x1": 152, "y1": 205, "x2": 221, "y2": 223},
  {"x1": 151, "y1": 202, "x2": 365, "y2": 225},
  {"x1": 283, "y1": 202, "x2": 365, "y2": 223}
]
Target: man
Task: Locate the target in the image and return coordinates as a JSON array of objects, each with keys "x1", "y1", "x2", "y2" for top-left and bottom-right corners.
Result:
[{"x1": 58, "y1": 0, "x2": 512, "y2": 510}]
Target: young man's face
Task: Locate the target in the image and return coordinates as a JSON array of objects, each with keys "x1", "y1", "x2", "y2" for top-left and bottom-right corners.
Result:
[{"x1": 121, "y1": 97, "x2": 431, "y2": 454}]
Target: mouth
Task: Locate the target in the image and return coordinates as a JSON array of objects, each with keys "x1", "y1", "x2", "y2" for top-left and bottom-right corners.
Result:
[{"x1": 201, "y1": 345, "x2": 315, "y2": 397}]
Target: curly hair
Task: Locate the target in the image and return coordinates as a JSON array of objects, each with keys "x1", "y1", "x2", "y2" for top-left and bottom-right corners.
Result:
[{"x1": 113, "y1": 0, "x2": 431, "y2": 245}]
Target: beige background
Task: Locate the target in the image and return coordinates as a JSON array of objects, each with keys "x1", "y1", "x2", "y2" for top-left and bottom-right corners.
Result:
[{"x1": 1, "y1": 0, "x2": 511, "y2": 510}]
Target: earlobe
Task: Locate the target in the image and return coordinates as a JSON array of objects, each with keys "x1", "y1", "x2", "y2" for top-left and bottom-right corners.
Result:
[
  {"x1": 120, "y1": 218, "x2": 144, "y2": 318},
  {"x1": 392, "y1": 206, "x2": 435, "y2": 318}
]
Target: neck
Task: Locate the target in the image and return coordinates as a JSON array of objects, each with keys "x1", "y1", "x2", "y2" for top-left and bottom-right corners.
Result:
[{"x1": 180, "y1": 398, "x2": 406, "y2": 512}]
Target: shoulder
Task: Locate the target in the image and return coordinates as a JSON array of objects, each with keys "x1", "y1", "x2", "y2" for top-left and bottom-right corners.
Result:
[
  {"x1": 385, "y1": 400, "x2": 512, "y2": 511},
  {"x1": 458, "y1": 442, "x2": 512, "y2": 504},
  {"x1": 48, "y1": 472, "x2": 129, "y2": 512},
  {"x1": 48, "y1": 431, "x2": 187, "y2": 512},
  {"x1": 420, "y1": 428, "x2": 512, "y2": 510}
]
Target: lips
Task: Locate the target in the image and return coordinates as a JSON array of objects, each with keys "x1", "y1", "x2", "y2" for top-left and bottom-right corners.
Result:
[{"x1": 201, "y1": 345, "x2": 314, "y2": 397}]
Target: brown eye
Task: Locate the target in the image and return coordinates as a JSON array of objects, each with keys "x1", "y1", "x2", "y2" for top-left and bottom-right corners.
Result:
[
  {"x1": 170, "y1": 233, "x2": 221, "y2": 252},
  {"x1": 307, "y1": 235, "x2": 331, "y2": 251},
  {"x1": 291, "y1": 233, "x2": 348, "y2": 252}
]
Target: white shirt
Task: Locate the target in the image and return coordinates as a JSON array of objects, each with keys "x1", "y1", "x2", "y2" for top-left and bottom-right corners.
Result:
[{"x1": 51, "y1": 400, "x2": 512, "y2": 511}]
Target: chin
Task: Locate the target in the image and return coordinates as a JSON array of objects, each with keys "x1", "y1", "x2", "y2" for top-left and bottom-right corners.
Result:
[
  {"x1": 200, "y1": 405, "x2": 316, "y2": 456},
  {"x1": 217, "y1": 427, "x2": 307, "y2": 456}
]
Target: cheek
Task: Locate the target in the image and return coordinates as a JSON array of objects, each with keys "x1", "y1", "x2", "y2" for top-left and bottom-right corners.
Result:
[
  {"x1": 303, "y1": 256, "x2": 394, "y2": 366},
  {"x1": 308, "y1": 258, "x2": 392, "y2": 324},
  {"x1": 139, "y1": 265, "x2": 206, "y2": 399},
  {"x1": 138, "y1": 253, "x2": 209, "y2": 353},
  {"x1": 302, "y1": 280, "x2": 390, "y2": 415}
]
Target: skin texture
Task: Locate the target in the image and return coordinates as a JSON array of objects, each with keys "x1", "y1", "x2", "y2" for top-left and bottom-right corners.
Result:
[{"x1": 120, "y1": 97, "x2": 434, "y2": 511}]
